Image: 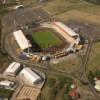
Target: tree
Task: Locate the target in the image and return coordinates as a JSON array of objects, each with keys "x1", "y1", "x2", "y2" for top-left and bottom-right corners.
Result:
[
  {"x1": 85, "y1": 0, "x2": 100, "y2": 4},
  {"x1": 88, "y1": 71, "x2": 95, "y2": 85}
]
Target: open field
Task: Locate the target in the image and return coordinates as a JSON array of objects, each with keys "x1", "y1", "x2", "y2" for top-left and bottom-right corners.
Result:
[
  {"x1": 50, "y1": 54, "x2": 81, "y2": 73},
  {"x1": 42, "y1": 0, "x2": 100, "y2": 25},
  {"x1": 32, "y1": 30, "x2": 62, "y2": 48},
  {"x1": 87, "y1": 42, "x2": 100, "y2": 71},
  {"x1": 43, "y1": 0, "x2": 91, "y2": 15},
  {"x1": 38, "y1": 73, "x2": 72, "y2": 100},
  {"x1": 56, "y1": 10, "x2": 100, "y2": 24}
]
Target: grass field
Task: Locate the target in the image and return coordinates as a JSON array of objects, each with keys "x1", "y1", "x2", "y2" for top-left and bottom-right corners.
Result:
[
  {"x1": 0, "y1": 88, "x2": 14, "y2": 98},
  {"x1": 87, "y1": 42, "x2": 100, "y2": 71},
  {"x1": 38, "y1": 73, "x2": 72, "y2": 100},
  {"x1": 50, "y1": 54, "x2": 81, "y2": 73},
  {"x1": 32, "y1": 30, "x2": 62, "y2": 48}
]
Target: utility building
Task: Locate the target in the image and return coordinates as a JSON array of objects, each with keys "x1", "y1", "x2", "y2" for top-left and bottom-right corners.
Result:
[
  {"x1": 4, "y1": 62, "x2": 21, "y2": 76},
  {"x1": 20, "y1": 67, "x2": 42, "y2": 85}
]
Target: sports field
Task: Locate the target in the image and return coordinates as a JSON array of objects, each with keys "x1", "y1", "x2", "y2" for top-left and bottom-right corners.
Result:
[{"x1": 32, "y1": 30, "x2": 62, "y2": 48}]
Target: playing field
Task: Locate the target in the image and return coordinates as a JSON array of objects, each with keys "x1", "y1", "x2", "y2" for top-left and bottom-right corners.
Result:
[{"x1": 32, "y1": 30, "x2": 62, "y2": 48}]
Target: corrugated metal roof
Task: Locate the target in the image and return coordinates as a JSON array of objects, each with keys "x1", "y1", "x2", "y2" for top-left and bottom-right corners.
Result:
[
  {"x1": 4, "y1": 62, "x2": 20, "y2": 74},
  {"x1": 54, "y1": 22, "x2": 78, "y2": 36},
  {"x1": 20, "y1": 68, "x2": 41, "y2": 83},
  {"x1": 13, "y1": 30, "x2": 32, "y2": 50}
]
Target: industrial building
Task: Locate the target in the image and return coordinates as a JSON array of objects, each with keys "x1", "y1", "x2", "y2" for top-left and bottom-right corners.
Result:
[
  {"x1": 20, "y1": 67, "x2": 43, "y2": 85},
  {"x1": 4, "y1": 62, "x2": 21, "y2": 76},
  {"x1": 0, "y1": 80, "x2": 15, "y2": 88},
  {"x1": 13, "y1": 30, "x2": 32, "y2": 50}
]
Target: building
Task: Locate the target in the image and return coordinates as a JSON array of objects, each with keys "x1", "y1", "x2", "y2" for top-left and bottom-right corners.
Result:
[
  {"x1": 69, "y1": 90, "x2": 80, "y2": 100},
  {"x1": 20, "y1": 67, "x2": 42, "y2": 85},
  {"x1": 52, "y1": 22, "x2": 80, "y2": 44},
  {"x1": 13, "y1": 30, "x2": 32, "y2": 50},
  {"x1": 94, "y1": 79, "x2": 100, "y2": 92},
  {"x1": 0, "y1": 80, "x2": 15, "y2": 88},
  {"x1": 94, "y1": 84, "x2": 100, "y2": 92},
  {"x1": 4, "y1": 62, "x2": 21, "y2": 76}
]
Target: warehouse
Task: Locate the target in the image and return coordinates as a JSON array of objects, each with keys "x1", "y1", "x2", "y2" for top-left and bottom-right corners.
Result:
[
  {"x1": 4, "y1": 62, "x2": 21, "y2": 76},
  {"x1": 20, "y1": 67, "x2": 42, "y2": 85},
  {"x1": 13, "y1": 30, "x2": 32, "y2": 50}
]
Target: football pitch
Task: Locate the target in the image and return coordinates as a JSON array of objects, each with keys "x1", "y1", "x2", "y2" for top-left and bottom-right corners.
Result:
[{"x1": 32, "y1": 30, "x2": 62, "y2": 48}]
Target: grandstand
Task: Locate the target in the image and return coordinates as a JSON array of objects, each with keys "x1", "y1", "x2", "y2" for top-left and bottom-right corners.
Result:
[
  {"x1": 41, "y1": 22, "x2": 80, "y2": 45},
  {"x1": 13, "y1": 30, "x2": 32, "y2": 50}
]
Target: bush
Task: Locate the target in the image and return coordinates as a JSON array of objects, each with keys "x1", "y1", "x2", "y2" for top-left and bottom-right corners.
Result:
[
  {"x1": 95, "y1": 70, "x2": 100, "y2": 78},
  {"x1": 62, "y1": 94, "x2": 72, "y2": 100},
  {"x1": 88, "y1": 71, "x2": 95, "y2": 85},
  {"x1": 85, "y1": 0, "x2": 100, "y2": 4}
]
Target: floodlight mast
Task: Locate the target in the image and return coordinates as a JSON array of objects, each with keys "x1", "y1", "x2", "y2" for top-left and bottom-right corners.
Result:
[
  {"x1": 14, "y1": 19, "x2": 17, "y2": 31},
  {"x1": 27, "y1": 36, "x2": 30, "y2": 55}
]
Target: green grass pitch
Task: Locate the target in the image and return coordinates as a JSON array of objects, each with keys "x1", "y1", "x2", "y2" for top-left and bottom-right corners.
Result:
[{"x1": 32, "y1": 30, "x2": 62, "y2": 48}]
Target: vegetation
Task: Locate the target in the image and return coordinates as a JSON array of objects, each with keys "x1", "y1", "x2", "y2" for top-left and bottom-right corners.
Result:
[
  {"x1": 32, "y1": 30, "x2": 62, "y2": 48},
  {"x1": 85, "y1": 0, "x2": 100, "y2": 4},
  {"x1": 47, "y1": 78, "x2": 56, "y2": 88},
  {"x1": 39, "y1": 74, "x2": 72, "y2": 100},
  {"x1": 88, "y1": 70, "x2": 100, "y2": 85},
  {"x1": 0, "y1": 88, "x2": 14, "y2": 98},
  {"x1": 51, "y1": 55, "x2": 81, "y2": 73},
  {"x1": 94, "y1": 70, "x2": 100, "y2": 78},
  {"x1": 87, "y1": 42, "x2": 100, "y2": 71},
  {"x1": 88, "y1": 71, "x2": 95, "y2": 85}
]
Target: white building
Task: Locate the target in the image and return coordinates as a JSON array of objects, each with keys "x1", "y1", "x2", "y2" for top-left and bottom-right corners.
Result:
[
  {"x1": 94, "y1": 79, "x2": 100, "y2": 92},
  {"x1": 20, "y1": 67, "x2": 42, "y2": 85},
  {"x1": 0, "y1": 80, "x2": 15, "y2": 88},
  {"x1": 4, "y1": 62, "x2": 21, "y2": 76},
  {"x1": 13, "y1": 30, "x2": 32, "y2": 50},
  {"x1": 94, "y1": 84, "x2": 100, "y2": 92}
]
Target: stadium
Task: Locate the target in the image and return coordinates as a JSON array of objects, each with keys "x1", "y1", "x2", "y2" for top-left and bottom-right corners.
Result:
[{"x1": 13, "y1": 21, "x2": 82, "y2": 62}]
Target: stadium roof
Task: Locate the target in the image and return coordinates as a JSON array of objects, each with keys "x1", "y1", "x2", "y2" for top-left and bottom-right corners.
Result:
[
  {"x1": 20, "y1": 67, "x2": 41, "y2": 84},
  {"x1": 13, "y1": 30, "x2": 32, "y2": 50},
  {"x1": 53, "y1": 22, "x2": 79, "y2": 36}
]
